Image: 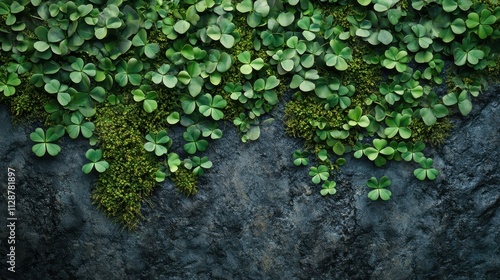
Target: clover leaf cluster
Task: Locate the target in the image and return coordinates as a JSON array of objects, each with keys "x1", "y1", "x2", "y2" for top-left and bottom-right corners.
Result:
[
  {"x1": 1, "y1": 0, "x2": 498, "y2": 227},
  {"x1": 284, "y1": 0, "x2": 498, "y2": 198}
]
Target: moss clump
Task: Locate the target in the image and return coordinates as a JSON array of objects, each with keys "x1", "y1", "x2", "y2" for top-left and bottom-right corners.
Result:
[
  {"x1": 285, "y1": 95, "x2": 345, "y2": 142},
  {"x1": 409, "y1": 118, "x2": 453, "y2": 146},
  {"x1": 321, "y1": 2, "x2": 356, "y2": 30},
  {"x1": 92, "y1": 104, "x2": 158, "y2": 229},
  {"x1": 171, "y1": 166, "x2": 198, "y2": 196},
  {"x1": 6, "y1": 75, "x2": 51, "y2": 123}
]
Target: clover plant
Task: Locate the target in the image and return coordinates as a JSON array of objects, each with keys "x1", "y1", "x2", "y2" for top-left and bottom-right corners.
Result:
[
  {"x1": 115, "y1": 58, "x2": 143, "y2": 87},
  {"x1": 401, "y1": 141, "x2": 426, "y2": 163},
  {"x1": 7, "y1": 55, "x2": 32, "y2": 75},
  {"x1": 69, "y1": 57, "x2": 96, "y2": 84},
  {"x1": 361, "y1": 139, "x2": 395, "y2": 167},
  {"x1": 403, "y1": 24, "x2": 433, "y2": 52},
  {"x1": 318, "y1": 149, "x2": 329, "y2": 162},
  {"x1": 155, "y1": 169, "x2": 167, "y2": 183},
  {"x1": 184, "y1": 156, "x2": 213, "y2": 176},
  {"x1": 132, "y1": 29, "x2": 160, "y2": 59},
  {"x1": 325, "y1": 40, "x2": 352, "y2": 71},
  {"x1": 65, "y1": 112, "x2": 95, "y2": 139},
  {"x1": 198, "y1": 120, "x2": 223, "y2": 140},
  {"x1": 238, "y1": 51, "x2": 265, "y2": 75},
  {"x1": 30, "y1": 127, "x2": 64, "y2": 157},
  {"x1": 183, "y1": 126, "x2": 208, "y2": 154},
  {"x1": 367, "y1": 176, "x2": 392, "y2": 201},
  {"x1": 346, "y1": 106, "x2": 370, "y2": 128},
  {"x1": 443, "y1": 90, "x2": 473, "y2": 116},
  {"x1": 0, "y1": 72, "x2": 21, "y2": 96},
  {"x1": 44, "y1": 79, "x2": 71, "y2": 107},
  {"x1": 293, "y1": 150, "x2": 310, "y2": 166},
  {"x1": 309, "y1": 165, "x2": 330, "y2": 184},
  {"x1": 197, "y1": 94, "x2": 227, "y2": 121},
  {"x1": 236, "y1": 0, "x2": 270, "y2": 28},
  {"x1": 149, "y1": 64, "x2": 178, "y2": 88},
  {"x1": 177, "y1": 61, "x2": 204, "y2": 97},
  {"x1": 466, "y1": 8, "x2": 497, "y2": 39},
  {"x1": 144, "y1": 130, "x2": 171, "y2": 157},
  {"x1": 206, "y1": 17, "x2": 238, "y2": 48},
  {"x1": 132, "y1": 87, "x2": 158, "y2": 113},
  {"x1": 414, "y1": 158, "x2": 439, "y2": 180},
  {"x1": 290, "y1": 69, "x2": 319, "y2": 92},
  {"x1": 82, "y1": 149, "x2": 109, "y2": 174},
  {"x1": 384, "y1": 112, "x2": 412, "y2": 139},
  {"x1": 419, "y1": 92, "x2": 450, "y2": 126},
  {"x1": 382, "y1": 47, "x2": 410, "y2": 72},
  {"x1": 168, "y1": 153, "x2": 182, "y2": 173},
  {"x1": 320, "y1": 181, "x2": 337, "y2": 196}
]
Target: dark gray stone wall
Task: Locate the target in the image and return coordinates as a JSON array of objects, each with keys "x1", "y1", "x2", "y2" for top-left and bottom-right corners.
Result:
[{"x1": 0, "y1": 86, "x2": 498, "y2": 279}]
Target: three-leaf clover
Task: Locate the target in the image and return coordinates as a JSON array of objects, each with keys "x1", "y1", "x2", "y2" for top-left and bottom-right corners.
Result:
[
  {"x1": 465, "y1": 8, "x2": 497, "y2": 39},
  {"x1": 453, "y1": 37, "x2": 485, "y2": 66},
  {"x1": 197, "y1": 94, "x2": 227, "y2": 121},
  {"x1": 382, "y1": 46, "x2": 410, "y2": 72},
  {"x1": 150, "y1": 64, "x2": 178, "y2": 88},
  {"x1": 65, "y1": 112, "x2": 95, "y2": 139},
  {"x1": 320, "y1": 180, "x2": 337, "y2": 196},
  {"x1": 309, "y1": 165, "x2": 330, "y2": 184},
  {"x1": 132, "y1": 29, "x2": 160, "y2": 58},
  {"x1": 155, "y1": 169, "x2": 167, "y2": 183},
  {"x1": 144, "y1": 130, "x2": 171, "y2": 156},
  {"x1": 402, "y1": 141, "x2": 426, "y2": 163},
  {"x1": 44, "y1": 79, "x2": 71, "y2": 106},
  {"x1": 115, "y1": 58, "x2": 143, "y2": 87},
  {"x1": 347, "y1": 106, "x2": 370, "y2": 128},
  {"x1": 82, "y1": 149, "x2": 109, "y2": 174},
  {"x1": 364, "y1": 139, "x2": 395, "y2": 167},
  {"x1": 414, "y1": 158, "x2": 439, "y2": 180},
  {"x1": 325, "y1": 40, "x2": 352, "y2": 71},
  {"x1": 238, "y1": 51, "x2": 265, "y2": 75},
  {"x1": 384, "y1": 113, "x2": 412, "y2": 139},
  {"x1": 69, "y1": 57, "x2": 96, "y2": 84},
  {"x1": 132, "y1": 88, "x2": 158, "y2": 113},
  {"x1": 293, "y1": 150, "x2": 309, "y2": 166},
  {"x1": 0, "y1": 72, "x2": 21, "y2": 96},
  {"x1": 184, "y1": 156, "x2": 213, "y2": 176}
]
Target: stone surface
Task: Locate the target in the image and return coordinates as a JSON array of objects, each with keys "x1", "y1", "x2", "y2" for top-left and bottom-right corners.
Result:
[{"x1": 0, "y1": 86, "x2": 499, "y2": 279}]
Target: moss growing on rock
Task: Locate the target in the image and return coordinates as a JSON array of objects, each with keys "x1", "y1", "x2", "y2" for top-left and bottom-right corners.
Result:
[
  {"x1": 171, "y1": 165, "x2": 199, "y2": 196},
  {"x1": 92, "y1": 104, "x2": 158, "y2": 229}
]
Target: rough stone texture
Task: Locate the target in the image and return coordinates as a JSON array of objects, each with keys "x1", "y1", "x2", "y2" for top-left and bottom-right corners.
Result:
[{"x1": 0, "y1": 86, "x2": 499, "y2": 280}]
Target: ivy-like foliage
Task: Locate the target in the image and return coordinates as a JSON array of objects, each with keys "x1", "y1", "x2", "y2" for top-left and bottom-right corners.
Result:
[{"x1": 0, "y1": 0, "x2": 499, "y2": 228}]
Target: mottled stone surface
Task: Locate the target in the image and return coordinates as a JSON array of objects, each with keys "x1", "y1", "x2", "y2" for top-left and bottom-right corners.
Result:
[{"x1": 0, "y1": 86, "x2": 498, "y2": 279}]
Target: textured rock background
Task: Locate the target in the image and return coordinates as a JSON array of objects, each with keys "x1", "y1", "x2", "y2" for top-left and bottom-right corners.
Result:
[{"x1": 0, "y1": 86, "x2": 499, "y2": 279}]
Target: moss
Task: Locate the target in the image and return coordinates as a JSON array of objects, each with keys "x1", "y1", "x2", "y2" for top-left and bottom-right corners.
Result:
[
  {"x1": 485, "y1": 56, "x2": 500, "y2": 83},
  {"x1": 408, "y1": 118, "x2": 453, "y2": 147},
  {"x1": 398, "y1": 0, "x2": 410, "y2": 10},
  {"x1": 472, "y1": 0, "x2": 500, "y2": 9},
  {"x1": 284, "y1": 95, "x2": 345, "y2": 142},
  {"x1": 92, "y1": 104, "x2": 158, "y2": 229},
  {"x1": 344, "y1": 37, "x2": 381, "y2": 109},
  {"x1": 171, "y1": 166, "x2": 198, "y2": 196},
  {"x1": 6, "y1": 74, "x2": 51, "y2": 124},
  {"x1": 320, "y1": 2, "x2": 356, "y2": 30}
]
